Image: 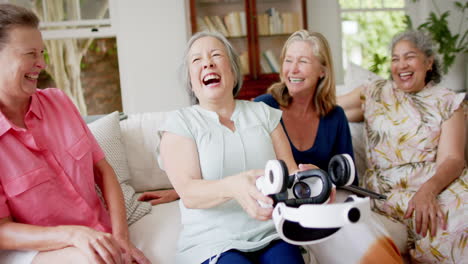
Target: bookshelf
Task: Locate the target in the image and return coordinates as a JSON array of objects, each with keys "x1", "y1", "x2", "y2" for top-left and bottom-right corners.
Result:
[{"x1": 189, "y1": 0, "x2": 307, "y2": 100}]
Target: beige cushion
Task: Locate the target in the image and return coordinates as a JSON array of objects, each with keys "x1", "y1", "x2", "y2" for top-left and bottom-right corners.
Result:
[
  {"x1": 340, "y1": 62, "x2": 383, "y2": 95},
  {"x1": 129, "y1": 201, "x2": 181, "y2": 264},
  {"x1": 120, "y1": 112, "x2": 173, "y2": 192},
  {"x1": 88, "y1": 112, "x2": 151, "y2": 225}
]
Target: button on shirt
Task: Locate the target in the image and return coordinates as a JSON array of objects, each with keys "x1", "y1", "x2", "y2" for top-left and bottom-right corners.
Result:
[{"x1": 0, "y1": 88, "x2": 111, "y2": 232}]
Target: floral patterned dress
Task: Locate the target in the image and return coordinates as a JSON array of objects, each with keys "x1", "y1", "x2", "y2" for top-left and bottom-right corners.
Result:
[{"x1": 362, "y1": 80, "x2": 467, "y2": 263}]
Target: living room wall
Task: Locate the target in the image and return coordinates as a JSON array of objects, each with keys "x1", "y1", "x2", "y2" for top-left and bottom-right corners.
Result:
[
  {"x1": 114, "y1": 0, "x2": 466, "y2": 114},
  {"x1": 114, "y1": 0, "x2": 190, "y2": 114},
  {"x1": 114, "y1": 0, "x2": 345, "y2": 114}
]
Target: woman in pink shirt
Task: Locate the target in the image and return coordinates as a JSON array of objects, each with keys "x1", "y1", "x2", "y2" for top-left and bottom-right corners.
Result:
[{"x1": 0, "y1": 4, "x2": 150, "y2": 264}]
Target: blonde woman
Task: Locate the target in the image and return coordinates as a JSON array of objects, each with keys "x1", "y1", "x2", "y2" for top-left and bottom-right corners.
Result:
[
  {"x1": 255, "y1": 30, "x2": 355, "y2": 179},
  {"x1": 256, "y1": 30, "x2": 403, "y2": 264}
]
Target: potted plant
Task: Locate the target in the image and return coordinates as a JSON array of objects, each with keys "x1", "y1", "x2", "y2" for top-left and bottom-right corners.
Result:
[{"x1": 408, "y1": 0, "x2": 468, "y2": 74}]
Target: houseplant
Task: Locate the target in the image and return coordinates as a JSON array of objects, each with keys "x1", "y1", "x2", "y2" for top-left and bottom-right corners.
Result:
[{"x1": 409, "y1": 0, "x2": 467, "y2": 74}]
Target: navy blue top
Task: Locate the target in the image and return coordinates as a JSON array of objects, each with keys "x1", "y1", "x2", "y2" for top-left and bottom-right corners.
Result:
[{"x1": 255, "y1": 93, "x2": 358, "y2": 185}]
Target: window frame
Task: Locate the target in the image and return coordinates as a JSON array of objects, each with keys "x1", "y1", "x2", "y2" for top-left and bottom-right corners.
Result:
[
  {"x1": 339, "y1": 0, "x2": 406, "y2": 70},
  {"x1": 20, "y1": 0, "x2": 118, "y2": 40}
]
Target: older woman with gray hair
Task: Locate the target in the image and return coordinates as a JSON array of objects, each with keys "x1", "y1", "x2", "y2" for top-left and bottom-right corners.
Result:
[
  {"x1": 158, "y1": 31, "x2": 304, "y2": 264},
  {"x1": 339, "y1": 30, "x2": 466, "y2": 263}
]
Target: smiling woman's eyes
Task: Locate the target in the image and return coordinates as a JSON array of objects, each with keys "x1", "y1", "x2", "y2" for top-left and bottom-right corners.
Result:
[
  {"x1": 191, "y1": 57, "x2": 200, "y2": 63},
  {"x1": 25, "y1": 51, "x2": 38, "y2": 58}
]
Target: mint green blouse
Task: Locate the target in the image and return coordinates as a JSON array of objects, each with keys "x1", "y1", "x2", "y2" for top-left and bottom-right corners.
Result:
[{"x1": 160, "y1": 100, "x2": 282, "y2": 264}]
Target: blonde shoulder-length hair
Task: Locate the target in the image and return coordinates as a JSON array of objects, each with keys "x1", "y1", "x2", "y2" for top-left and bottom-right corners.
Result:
[{"x1": 267, "y1": 30, "x2": 336, "y2": 117}]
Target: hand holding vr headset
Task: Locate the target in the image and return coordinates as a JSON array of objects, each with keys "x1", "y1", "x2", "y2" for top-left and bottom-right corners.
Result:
[
  {"x1": 256, "y1": 153, "x2": 386, "y2": 207},
  {"x1": 256, "y1": 154, "x2": 386, "y2": 244}
]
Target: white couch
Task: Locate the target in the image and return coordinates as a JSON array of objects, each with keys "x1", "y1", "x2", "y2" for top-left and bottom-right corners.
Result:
[
  {"x1": 88, "y1": 87, "x2": 466, "y2": 263},
  {"x1": 87, "y1": 110, "x2": 412, "y2": 264}
]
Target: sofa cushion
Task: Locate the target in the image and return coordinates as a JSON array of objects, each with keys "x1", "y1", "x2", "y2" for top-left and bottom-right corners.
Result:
[
  {"x1": 129, "y1": 201, "x2": 181, "y2": 264},
  {"x1": 88, "y1": 111, "x2": 151, "y2": 225},
  {"x1": 338, "y1": 62, "x2": 383, "y2": 96},
  {"x1": 120, "y1": 112, "x2": 173, "y2": 192}
]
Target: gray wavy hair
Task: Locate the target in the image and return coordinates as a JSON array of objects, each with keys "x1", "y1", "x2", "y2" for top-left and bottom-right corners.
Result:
[
  {"x1": 180, "y1": 31, "x2": 243, "y2": 104},
  {"x1": 390, "y1": 30, "x2": 442, "y2": 84}
]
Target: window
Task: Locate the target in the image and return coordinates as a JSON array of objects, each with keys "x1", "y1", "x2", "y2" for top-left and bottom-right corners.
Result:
[
  {"x1": 8, "y1": 0, "x2": 116, "y2": 39},
  {"x1": 339, "y1": 0, "x2": 407, "y2": 76}
]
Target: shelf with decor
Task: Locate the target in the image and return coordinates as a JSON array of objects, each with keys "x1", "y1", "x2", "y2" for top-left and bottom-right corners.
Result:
[{"x1": 189, "y1": 0, "x2": 307, "y2": 100}]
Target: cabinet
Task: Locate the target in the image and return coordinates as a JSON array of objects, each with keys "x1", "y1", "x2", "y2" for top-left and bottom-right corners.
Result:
[{"x1": 189, "y1": 0, "x2": 307, "y2": 99}]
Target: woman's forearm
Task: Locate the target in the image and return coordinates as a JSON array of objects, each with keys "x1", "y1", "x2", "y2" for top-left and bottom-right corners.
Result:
[
  {"x1": 337, "y1": 86, "x2": 364, "y2": 122},
  {"x1": 96, "y1": 159, "x2": 129, "y2": 240},
  {"x1": 0, "y1": 219, "x2": 72, "y2": 251},
  {"x1": 176, "y1": 178, "x2": 235, "y2": 209},
  {"x1": 422, "y1": 157, "x2": 465, "y2": 196}
]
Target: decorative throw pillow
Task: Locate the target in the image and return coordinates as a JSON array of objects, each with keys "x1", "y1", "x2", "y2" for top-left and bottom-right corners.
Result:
[
  {"x1": 341, "y1": 62, "x2": 383, "y2": 95},
  {"x1": 88, "y1": 111, "x2": 151, "y2": 225},
  {"x1": 119, "y1": 112, "x2": 173, "y2": 192}
]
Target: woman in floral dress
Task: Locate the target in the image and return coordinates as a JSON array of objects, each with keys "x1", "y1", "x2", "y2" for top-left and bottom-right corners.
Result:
[{"x1": 339, "y1": 30, "x2": 466, "y2": 263}]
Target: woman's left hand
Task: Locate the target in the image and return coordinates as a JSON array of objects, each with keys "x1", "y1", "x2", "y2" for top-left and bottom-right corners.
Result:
[
  {"x1": 138, "y1": 189, "x2": 180, "y2": 206},
  {"x1": 404, "y1": 186, "x2": 447, "y2": 237},
  {"x1": 114, "y1": 237, "x2": 151, "y2": 264}
]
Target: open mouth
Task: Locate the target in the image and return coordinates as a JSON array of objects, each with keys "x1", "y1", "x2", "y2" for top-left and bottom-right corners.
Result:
[
  {"x1": 398, "y1": 72, "x2": 413, "y2": 81},
  {"x1": 203, "y1": 73, "x2": 221, "y2": 86},
  {"x1": 25, "y1": 74, "x2": 39, "y2": 82},
  {"x1": 289, "y1": 77, "x2": 304, "y2": 84}
]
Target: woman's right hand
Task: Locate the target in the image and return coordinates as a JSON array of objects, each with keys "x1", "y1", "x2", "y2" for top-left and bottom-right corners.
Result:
[
  {"x1": 227, "y1": 169, "x2": 274, "y2": 221},
  {"x1": 66, "y1": 225, "x2": 126, "y2": 264}
]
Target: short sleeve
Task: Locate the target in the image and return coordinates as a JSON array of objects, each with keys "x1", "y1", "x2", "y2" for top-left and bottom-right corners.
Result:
[
  {"x1": 256, "y1": 101, "x2": 282, "y2": 133},
  {"x1": 0, "y1": 184, "x2": 10, "y2": 218},
  {"x1": 158, "y1": 110, "x2": 194, "y2": 139},
  {"x1": 440, "y1": 92, "x2": 465, "y2": 122},
  {"x1": 361, "y1": 80, "x2": 387, "y2": 115}
]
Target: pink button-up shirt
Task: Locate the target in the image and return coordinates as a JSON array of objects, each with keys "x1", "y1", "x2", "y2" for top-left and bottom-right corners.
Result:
[{"x1": 0, "y1": 88, "x2": 112, "y2": 233}]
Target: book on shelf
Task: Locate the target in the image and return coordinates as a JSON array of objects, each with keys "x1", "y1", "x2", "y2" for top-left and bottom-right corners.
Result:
[
  {"x1": 239, "y1": 11, "x2": 247, "y2": 36},
  {"x1": 212, "y1": 15, "x2": 229, "y2": 36},
  {"x1": 203, "y1": 16, "x2": 217, "y2": 32},
  {"x1": 198, "y1": 0, "x2": 221, "y2": 3},
  {"x1": 224, "y1": 11, "x2": 245, "y2": 37},
  {"x1": 281, "y1": 12, "x2": 301, "y2": 33},
  {"x1": 262, "y1": 49, "x2": 280, "y2": 73},
  {"x1": 260, "y1": 57, "x2": 272, "y2": 74},
  {"x1": 257, "y1": 13, "x2": 270, "y2": 36},
  {"x1": 257, "y1": 9, "x2": 301, "y2": 36},
  {"x1": 266, "y1": 7, "x2": 282, "y2": 35},
  {"x1": 197, "y1": 17, "x2": 209, "y2": 32},
  {"x1": 239, "y1": 51, "x2": 249, "y2": 75}
]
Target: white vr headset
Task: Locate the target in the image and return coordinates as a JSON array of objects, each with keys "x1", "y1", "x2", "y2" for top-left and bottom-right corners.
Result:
[
  {"x1": 273, "y1": 195, "x2": 370, "y2": 244},
  {"x1": 256, "y1": 154, "x2": 384, "y2": 244}
]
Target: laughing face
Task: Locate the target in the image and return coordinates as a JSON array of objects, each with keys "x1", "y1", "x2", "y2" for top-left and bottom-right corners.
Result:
[
  {"x1": 0, "y1": 26, "x2": 45, "y2": 100},
  {"x1": 391, "y1": 40, "x2": 433, "y2": 93},
  {"x1": 188, "y1": 36, "x2": 235, "y2": 104},
  {"x1": 282, "y1": 40, "x2": 324, "y2": 97}
]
